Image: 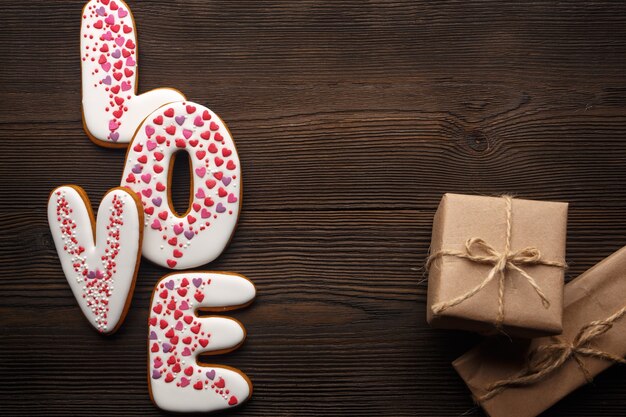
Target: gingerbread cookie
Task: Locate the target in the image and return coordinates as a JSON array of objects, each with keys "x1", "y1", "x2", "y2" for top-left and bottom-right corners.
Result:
[
  {"x1": 148, "y1": 272, "x2": 255, "y2": 413},
  {"x1": 122, "y1": 101, "x2": 241, "y2": 269},
  {"x1": 47, "y1": 185, "x2": 143, "y2": 334},
  {"x1": 81, "y1": 0, "x2": 185, "y2": 147}
]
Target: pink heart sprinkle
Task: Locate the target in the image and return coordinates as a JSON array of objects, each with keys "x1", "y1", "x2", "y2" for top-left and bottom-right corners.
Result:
[
  {"x1": 142, "y1": 188, "x2": 152, "y2": 197},
  {"x1": 175, "y1": 321, "x2": 184, "y2": 331},
  {"x1": 180, "y1": 300, "x2": 190, "y2": 310},
  {"x1": 101, "y1": 62, "x2": 111, "y2": 72},
  {"x1": 151, "y1": 219, "x2": 161, "y2": 230},
  {"x1": 105, "y1": 14, "x2": 115, "y2": 25},
  {"x1": 146, "y1": 140, "x2": 157, "y2": 151},
  {"x1": 195, "y1": 188, "x2": 206, "y2": 198},
  {"x1": 101, "y1": 31, "x2": 113, "y2": 41},
  {"x1": 121, "y1": 81, "x2": 131, "y2": 91},
  {"x1": 126, "y1": 57, "x2": 136, "y2": 67},
  {"x1": 228, "y1": 193, "x2": 238, "y2": 203},
  {"x1": 183, "y1": 129, "x2": 193, "y2": 139},
  {"x1": 145, "y1": 125, "x2": 155, "y2": 137},
  {"x1": 115, "y1": 36, "x2": 125, "y2": 47},
  {"x1": 180, "y1": 377, "x2": 190, "y2": 387},
  {"x1": 194, "y1": 116, "x2": 204, "y2": 127},
  {"x1": 201, "y1": 209, "x2": 211, "y2": 219},
  {"x1": 141, "y1": 173, "x2": 151, "y2": 183},
  {"x1": 173, "y1": 224, "x2": 184, "y2": 235},
  {"x1": 182, "y1": 347, "x2": 192, "y2": 357},
  {"x1": 118, "y1": 8, "x2": 128, "y2": 18},
  {"x1": 109, "y1": 120, "x2": 120, "y2": 131},
  {"x1": 195, "y1": 167, "x2": 206, "y2": 178}
]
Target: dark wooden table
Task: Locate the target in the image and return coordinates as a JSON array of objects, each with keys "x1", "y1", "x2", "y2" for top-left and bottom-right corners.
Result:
[{"x1": 2, "y1": 1, "x2": 626, "y2": 416}]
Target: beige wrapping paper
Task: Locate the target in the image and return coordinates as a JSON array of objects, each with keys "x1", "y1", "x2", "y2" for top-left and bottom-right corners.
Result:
[
  {"x1": 453, "y1": 245, "x2": 626, "y2": 417},
  {"x1": 427, "y1": 194, "x2": 568, "y2": 337}
]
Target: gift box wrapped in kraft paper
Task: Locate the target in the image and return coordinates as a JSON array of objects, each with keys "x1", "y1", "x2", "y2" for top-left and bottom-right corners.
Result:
[
  {"x1": 427, "y1": 194, "x2": 568, "y2": 338},
  {"x1": 453, "y1": 245, "x2": 626, "y2": 417}
]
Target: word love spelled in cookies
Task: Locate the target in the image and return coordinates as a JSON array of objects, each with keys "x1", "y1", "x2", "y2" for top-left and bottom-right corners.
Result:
[
  {"x1": 47, "y1": 186, "x2": 143, "y2": 334},
  {"x1": 148, "y1": 272, "x2": 255, "y2": 413},
  {"x1": 81, "y1": 0, "x2": 184, "y2": 146},
  {"x1": 122, "y1": 102, "x2": 242, "y2": 270}
]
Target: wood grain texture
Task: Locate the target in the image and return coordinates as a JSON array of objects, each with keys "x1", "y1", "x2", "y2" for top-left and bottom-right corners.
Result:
[{"x1": 1, "y1": 0, "x2": 626, "y2": 415}]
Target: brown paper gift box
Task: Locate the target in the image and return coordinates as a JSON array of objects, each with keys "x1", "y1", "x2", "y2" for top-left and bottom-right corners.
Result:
[
  {"x1": 453, "y1": 245, "x2": 626, "y2": 417},
  {"x1": 427, "y1": 193, "x2": 568, "y2": 337}
]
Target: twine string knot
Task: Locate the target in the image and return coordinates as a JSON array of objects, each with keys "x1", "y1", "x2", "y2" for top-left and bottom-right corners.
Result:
[{"x1": 479, "y1": 306, "x2": 626, "y2": 402}]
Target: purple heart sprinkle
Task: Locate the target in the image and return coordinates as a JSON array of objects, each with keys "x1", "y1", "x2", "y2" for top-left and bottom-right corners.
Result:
[
  {"x1": 206, "y1": 370, "x2": 216, "y2": 380},
  {"x1": 175, "y1": 115, "x2": 186, "y2": 126},
  {"x1": 162, "y1": 343, "x2": 172, "y2": 353},
  {"x1": 109, "y1": 132, "x2": 119, "y2": 142},
  {"x1": 111, "y1": 49, "x2": 121, "y2": 59},
  {"x1": 192, "y1": 278, "x2": 202, "y2": 288},
  {"x1": 96, "y1": 6, "x2": 105, "y2": 16},
  {"x1": 152, "y1": 197, "x2": 162, "y2": 207},
  {"x1": 222, "y1": 176, "x2": 231, "y2": 186},
  {"x1": 132, "y1": 164, "x2": 142, "y2": 174},
  {"x1": 87, "y1": 270, "x2": 96, "y2": 279},
  {"x1": 149, "y1": 331, "x2": 157, "y2": 340},
  {"x1": 165, "y1": 280, "x2": 175, "y2": 290},
  {"x1": 102, "y1": 75, "x2": 112, "y2": 85},
  {"x1": 216, "y1": 203, "x2": 226, "y2": 213},
  {"x1": 184, "y1": 230, "x2": 194, "y2": 240},
  {"x1": 152, "y1": 370, "x2": 161, "y2": 379}
]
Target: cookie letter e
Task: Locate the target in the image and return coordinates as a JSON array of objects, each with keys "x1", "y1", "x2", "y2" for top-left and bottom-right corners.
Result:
[
  {"x1": 81, "y1": 0, "x2": 184, "y2": 146},
  {"x1": 148, "y1": 272, "x2": 255, "y2": 413},
  {"x1": 47, "y1": 185, "x2": 143, "y2": 334},
  {"x1": 122, "y1": 102, "x2": 242, "y2": 269}
]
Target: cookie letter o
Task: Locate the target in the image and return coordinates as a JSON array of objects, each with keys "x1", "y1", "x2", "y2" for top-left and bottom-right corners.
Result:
[
  {"x1": 148, "y1": 272, "x2": 255, "y2": 413},
  {"x1": 122, "y1": 101, "x2": 241, "y2": 269}
]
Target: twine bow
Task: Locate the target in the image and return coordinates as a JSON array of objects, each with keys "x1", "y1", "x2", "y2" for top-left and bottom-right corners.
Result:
[
  {"x1": 479, "y1": 305, "x2": 626, "y2": 402},
  {"x1": 427, "y1": 195, "x2": 566, "y2": 328}
]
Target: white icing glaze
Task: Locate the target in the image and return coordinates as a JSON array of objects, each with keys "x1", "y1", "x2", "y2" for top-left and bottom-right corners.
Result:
[
  {"x1": 47, "y1": 186, "x2": 142, "y2": 334},
  {"x1": 148, "y1": 272, "x2": 255, "y2": 412},
  {"x1": 81, "y1": 0, "x2": 184, "y2": 145},
  {"x1": 121, "y1": 101, "x2": 242, "y2": 269}
]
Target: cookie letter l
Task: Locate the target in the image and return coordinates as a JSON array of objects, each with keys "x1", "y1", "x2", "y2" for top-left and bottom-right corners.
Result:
[
  {"x1": 80, "y1": 0, "x2": 185, "y2": 146},
  {"x1": 148, "y1": 272, "x2": 255, "y2": 412},
  {"x1": 47, "y1": 185, "x2": 143, "y2": 334}
]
